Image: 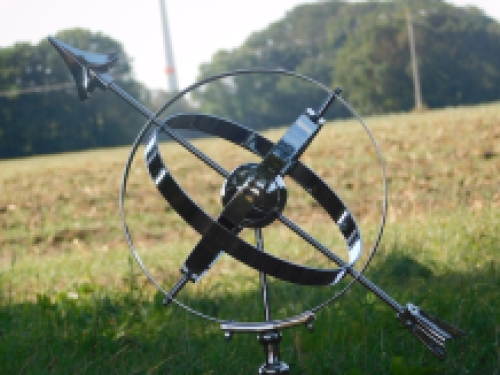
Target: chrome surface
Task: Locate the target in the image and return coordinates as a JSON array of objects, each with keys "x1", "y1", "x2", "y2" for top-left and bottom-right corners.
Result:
[
  {"x1": 257, "y1": 331, "x2": 290, "y2": 375},
  {"x1": 258, "y1": 229, "x2": 290, "y2": 374},
  {"x1": 221, "y1": 163, "x2": 287, "y2": 228},
  {"x1": 129, "y1": 82, "x2": 463, "y2": 358},
  {"x1": 255, "y1": 112, "x2": 323, "y2": 178},
  {"x1": 159, "y1": 114, "x2": 363, "y2": 284},
  {"x1": 49, "y1": 37, "x2": 464, "y2": 362},
  {"x1": 162, "y1": 274, "x2": 189, "y2": 306},
  {"x1": 116, "y1": 71, "x2": 370, "y2": 322},
  {"x1": 398, "y1": 303, "x2": 466, "y2": 360},
  {"x1": 48, "y1": 37, "x2": 116, "y2": 100},
  {"x1": 220, "y1": 311, "x2": 315, "y2": 333},
  {"x1": 277, "y1": 215, "x2": 400, "y2": 313},
  {"x1": 144, "y1": 117, "x2": 361, "y2": 288},
  {"x1": 256, "y1": 228, "x2": 271, "y2": 322}
]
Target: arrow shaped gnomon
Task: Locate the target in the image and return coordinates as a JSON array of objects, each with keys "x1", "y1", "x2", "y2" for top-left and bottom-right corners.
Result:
[{"x1": 49, "y1": 37, "x2": 465, "y2": 360}]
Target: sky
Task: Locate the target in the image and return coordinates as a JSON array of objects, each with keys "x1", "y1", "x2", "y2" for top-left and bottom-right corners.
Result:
[{"x1": 1, "y1": 0, "x2": 499, "y2": 91}]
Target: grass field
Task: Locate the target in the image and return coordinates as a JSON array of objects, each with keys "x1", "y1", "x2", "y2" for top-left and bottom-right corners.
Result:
[{"x1": 0, "y1": 101, "x2": 499, "y2": 374}]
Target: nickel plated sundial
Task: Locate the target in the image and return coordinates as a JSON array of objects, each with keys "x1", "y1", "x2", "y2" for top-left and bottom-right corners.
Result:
[{"x1": 49, "y1": 36, "x2": 464, "y2": 374}]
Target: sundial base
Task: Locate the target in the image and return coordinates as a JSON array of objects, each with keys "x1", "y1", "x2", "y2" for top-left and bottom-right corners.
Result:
[
  {"x1": 258, "y1": 331, "x2": 289, "y2": 375},
  {"x1": 259, "y1": 363, "x2": 289, "y2": 375}
]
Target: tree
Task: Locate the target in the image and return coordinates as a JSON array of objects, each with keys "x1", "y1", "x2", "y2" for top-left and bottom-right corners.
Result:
[
  {"x1": 0, "y1": 29, "x2": 147, "y2": 158},
  {"x1": 193, "y1": 0, "x2": 500, "y2": 121}
]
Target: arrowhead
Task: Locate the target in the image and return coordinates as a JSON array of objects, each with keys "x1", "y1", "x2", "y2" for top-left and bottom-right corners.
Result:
[
  {"x1": 48, "y1": 36, "x2": 118, "y2": 100},
  {"x1": 398, "y1": 303, "x2": 466, "y2": 360}
]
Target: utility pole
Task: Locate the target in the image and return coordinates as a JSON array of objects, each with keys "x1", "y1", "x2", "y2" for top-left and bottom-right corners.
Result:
[
  {"x1": 406, "y1": 9, "x2": 423, "y2": 110},
  {"x1": 159, "y1": 0, "x2": 179, "y2": 93}
]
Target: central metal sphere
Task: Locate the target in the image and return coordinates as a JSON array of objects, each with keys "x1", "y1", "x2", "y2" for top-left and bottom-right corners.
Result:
[{"x1": 221, "y1": 163, "x2": 287, "y2": 228}]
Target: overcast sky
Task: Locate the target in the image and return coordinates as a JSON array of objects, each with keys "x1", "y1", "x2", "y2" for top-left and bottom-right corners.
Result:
[{"x1": 1, "y1": 0, "x2": 499, "y2": 90}]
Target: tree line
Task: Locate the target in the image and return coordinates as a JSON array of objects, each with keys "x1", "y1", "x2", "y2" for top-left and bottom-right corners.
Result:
[
  {"x1": 1, "y1": 0, "x2": 500, "y2": 159},
  {"x1": 194, "y1": 0, "x2": 500, "y2": 126},
  {"x1": 0, "y1": 29, "x2": 149, "y2": 159}
]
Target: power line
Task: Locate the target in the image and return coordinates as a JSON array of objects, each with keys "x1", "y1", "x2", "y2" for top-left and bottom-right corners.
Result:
[
  {"x1": 0, "y1": 81, "x2": 74, "y2": 97},
  {"x1": 0, "y1": 74, "x2": 132, "y2": 98}
]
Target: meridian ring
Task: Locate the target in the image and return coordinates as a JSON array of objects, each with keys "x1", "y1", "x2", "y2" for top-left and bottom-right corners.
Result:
[{"x1": 120, "y1": 69, "x2": 388, "y2": 325}]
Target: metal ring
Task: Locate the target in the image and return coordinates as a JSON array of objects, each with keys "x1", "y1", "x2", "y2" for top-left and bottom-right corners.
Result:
[
  {"x1": 120, "y1": 68, "x2": 387, "y2": 325},
  {"x1": 145, "y1": 118, "x2": 361, "y2": 284}
]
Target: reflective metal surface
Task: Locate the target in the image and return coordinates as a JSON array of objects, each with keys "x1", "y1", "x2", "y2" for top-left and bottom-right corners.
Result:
[
  {"x1": 257, "y1": 331, "x2": 290, "y2": 375},
  {"x1": 255, "y1": 112, "x2": 323, "y2": 178},
  {"x1": 49, "y1": 37, "x2": 464, "y2": 362},
  {"x1": 142, "y1": 112, "x2": 463, "y2": 359},
  {"x1": 221, "y1": 311, "x2": 315, "y2": 333},
  {"x1": 256, "y1": 229, "x2": 272, "y2": 322},
  {"x1": 144, "y1": 115, "x2": 362, "y2": 286},
  {"x1": 221, "y1": 163, "x2": 287, "y2": 228},
  {"x1": 164, "y1": 113, "x2": 363, "y2": 278},
  {"x1": 398, "y1": 303, "x2": 465, "y2": 360},
  {"x1": 48, "y1": 37, "x2": 116, "y2": 100},
  {"x1": 113, "y1": 68, "x2": 370, "y2": 329}
]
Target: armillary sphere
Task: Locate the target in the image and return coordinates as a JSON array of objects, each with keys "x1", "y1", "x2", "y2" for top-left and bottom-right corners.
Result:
[{"x1": 49, "y1": 36, "x2": 465, "y2": 374}]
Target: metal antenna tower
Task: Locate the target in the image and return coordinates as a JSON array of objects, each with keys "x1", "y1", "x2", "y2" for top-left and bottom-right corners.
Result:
[
  {"x1": 407, "y1": 9, "x2": 423, "y2": 111},
  {"x1": 159, "y1": 0, "x2": 179, "y2": 92}
]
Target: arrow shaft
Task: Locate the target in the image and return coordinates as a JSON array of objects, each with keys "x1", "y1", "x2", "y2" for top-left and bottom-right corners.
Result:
[
  {"x1": 112, "y1": 79, "x2": 400, "y2": 313},
  {"x1": 279, "y1": 214, "x2": 403, "y2": 313},
  {"x1": 109, "y1": 82, "x2": 229, "y2": 178},
  {"x1": 348, "y1": 266, "x2": 402, "y2": 313}
]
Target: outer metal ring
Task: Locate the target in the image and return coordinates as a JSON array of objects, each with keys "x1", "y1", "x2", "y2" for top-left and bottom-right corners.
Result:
[{"x1": 120, "y1": 68, "x2": 387, "y2": 325}]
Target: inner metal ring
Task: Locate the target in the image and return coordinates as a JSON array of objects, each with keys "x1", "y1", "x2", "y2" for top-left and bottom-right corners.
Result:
[
  {"x1": 120, "y1": 68, "x2": 388, "y2": 326},
  {"x1": 145, "y1": 124, "x2": 359, "y2": 285}
]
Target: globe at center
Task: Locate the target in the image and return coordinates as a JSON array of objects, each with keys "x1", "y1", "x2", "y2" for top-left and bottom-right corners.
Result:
[{"x1": 220, "y1": 163, "x2": 287, "y2": 228}]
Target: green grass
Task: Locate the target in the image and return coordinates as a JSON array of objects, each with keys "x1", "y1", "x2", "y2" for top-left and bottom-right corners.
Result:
[{"x1": 0, "y1": 102, "x2": 499, "y2": 374}]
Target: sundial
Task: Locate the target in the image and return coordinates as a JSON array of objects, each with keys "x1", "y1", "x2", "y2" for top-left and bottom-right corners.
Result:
[{"x1": 49, "y1": 36, "x2": 464, "y2": 374}]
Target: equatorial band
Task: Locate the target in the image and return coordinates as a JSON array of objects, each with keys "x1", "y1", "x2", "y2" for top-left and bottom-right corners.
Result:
[{"x1": 145, "y1": 113, "x2": 362, "y2": 286}]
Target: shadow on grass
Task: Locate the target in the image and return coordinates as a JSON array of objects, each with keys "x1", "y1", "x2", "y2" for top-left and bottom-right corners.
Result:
[{"x1": 0, "y1": 252, "x2": 497, "y2": 375}]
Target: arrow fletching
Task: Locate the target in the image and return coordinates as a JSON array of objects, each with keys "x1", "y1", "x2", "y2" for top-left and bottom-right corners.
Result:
[{"x1": 398, "y1": 303, "x2": 465, "y2": 360}]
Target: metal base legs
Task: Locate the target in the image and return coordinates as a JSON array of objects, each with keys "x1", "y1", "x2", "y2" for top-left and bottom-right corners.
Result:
[{"x1": 258, "y1": 331, "x2": 289, "y2": 375}]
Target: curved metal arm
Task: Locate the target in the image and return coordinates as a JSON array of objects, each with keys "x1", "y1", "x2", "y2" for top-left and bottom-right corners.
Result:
[
  {"x1": 178, "y1": 100, "x2": 333, "y2": 283},
  {"x1": 144, "y1": 128, "x2": 351, "y2": 287},
  {"x1": 144, "y1": 89, "x2": 342, "y2": 302},
  {"x1": 221, "y1": 311, "x2": 315, "y2": 334}
]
